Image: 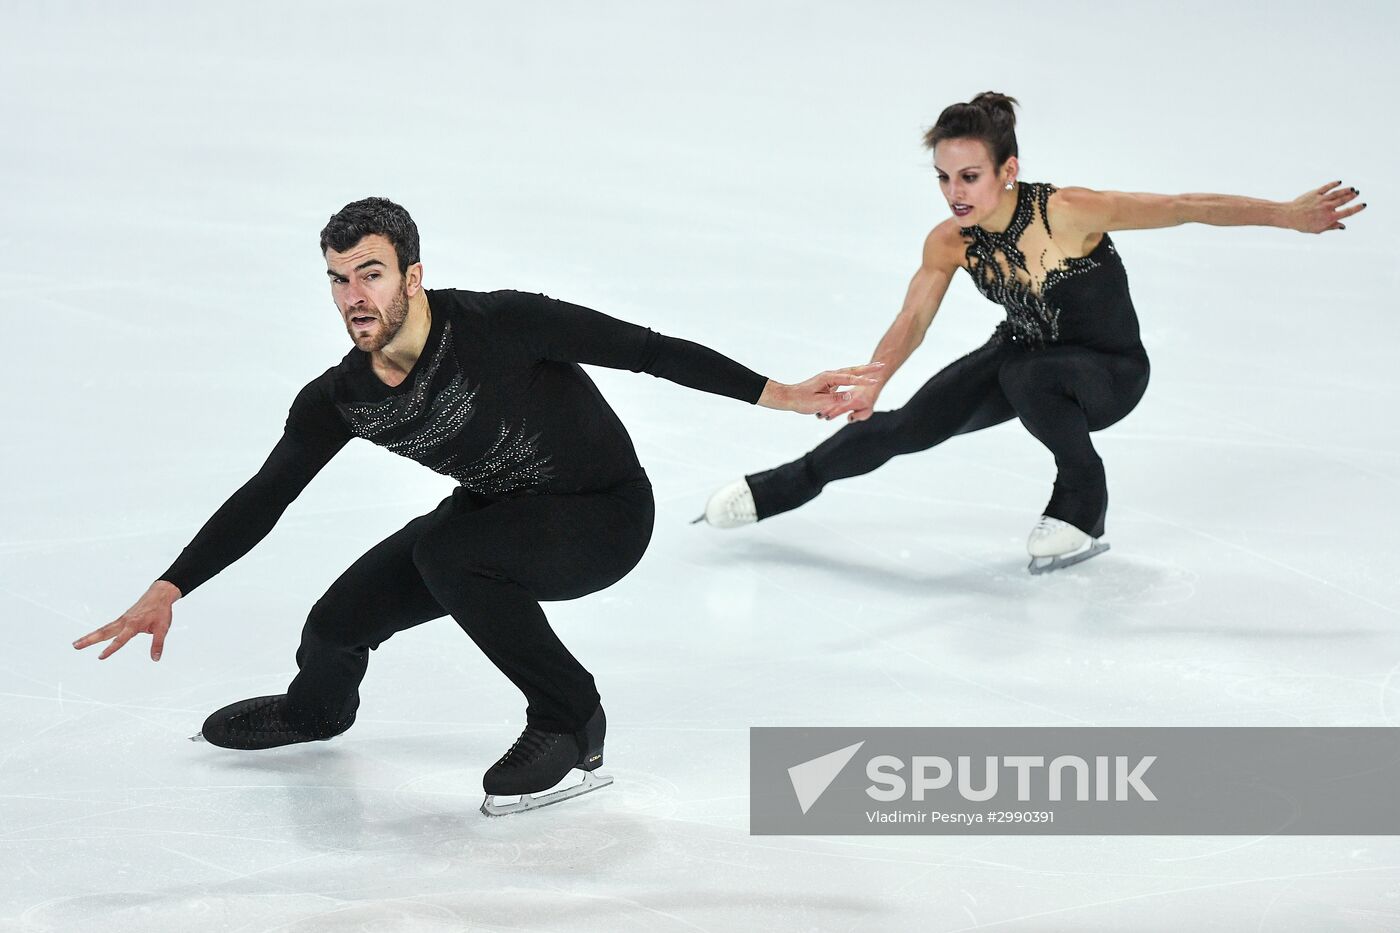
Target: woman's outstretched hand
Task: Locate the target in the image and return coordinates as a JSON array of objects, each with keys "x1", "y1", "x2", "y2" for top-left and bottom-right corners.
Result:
[
  {"x1": 73, "y1": 581, "x2": 182, "y2": 661},
  {"x1": 759, "y1": 362, "x2": 884, "y2": 415},
  {"x1": 820, "y1": 380, "x2": 884, "y2": 423},
  {"x1": 1288, "y1": 181, "x2": 1366, "y2": 233}
]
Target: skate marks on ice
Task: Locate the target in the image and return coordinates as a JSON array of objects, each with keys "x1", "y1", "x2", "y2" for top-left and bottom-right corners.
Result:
[
  {"x1": 1142, "y1": 656, "x2": 1400, "y2": 724},
  {"x1": 14, "y1": 794, "x2": 1400, "y2": 933},
  {"x1": 699, "y1": 499, "x2": 1400, "y2": 633},
  {"x1": 701, "y1": 531, "x2": 1016, "y2": 599},
  {"x1": 19, "y1": 885, "x2": 868, "y2": 933},
  {"x1": 7, "y1": 781, "x2": 877, "y2": 933},
  {"x1": 17, "y1": 858, "x2": 1395, "y2": 933},
  {"x1": 704, "y1": 529, "x2": 1200, "y2": 609},
  {"x1": 5, "y1": 762, "x2": 757, "y2": 932}
]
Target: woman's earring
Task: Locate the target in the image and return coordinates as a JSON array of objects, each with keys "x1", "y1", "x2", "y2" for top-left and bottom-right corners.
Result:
[{"x1": 1004, "y1": 181, "x2": 1014, "y2": 190}]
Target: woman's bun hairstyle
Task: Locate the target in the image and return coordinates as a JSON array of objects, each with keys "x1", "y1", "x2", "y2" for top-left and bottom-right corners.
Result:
[{"x1": 923, "y1": 91, "x2": 1020, "y2": 167}]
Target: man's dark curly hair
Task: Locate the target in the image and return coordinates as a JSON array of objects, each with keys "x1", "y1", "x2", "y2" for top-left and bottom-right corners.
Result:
[{"x1": 319, "y1": 197, "x2": 420, "y2": 273}]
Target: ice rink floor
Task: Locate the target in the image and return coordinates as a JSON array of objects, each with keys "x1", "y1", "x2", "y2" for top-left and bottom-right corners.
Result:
[{"x1": 4, "y1": 3, "x2": 1400, "y2": 931}]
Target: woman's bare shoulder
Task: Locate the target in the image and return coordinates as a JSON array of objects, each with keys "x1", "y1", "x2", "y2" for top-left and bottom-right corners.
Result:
[{"x1": 923, "y1": 218, "x2": 968, "y2": 271}]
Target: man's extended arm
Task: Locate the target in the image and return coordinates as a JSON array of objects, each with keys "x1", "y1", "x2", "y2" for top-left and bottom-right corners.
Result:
[
  {"x1": 74, "y1": 378, "x2": 349, "y2": 661},
  {"x1": 499, "y1": 291, "x2": 878, "y2": 411},
  {"x1": 159, "y1": 425, "x2": 348, "y2": 595}
]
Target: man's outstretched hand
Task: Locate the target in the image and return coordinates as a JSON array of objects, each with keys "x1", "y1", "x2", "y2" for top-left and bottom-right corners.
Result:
[
  {"x1": 74, "y1": 581, "x2": 182, "y2": 661},
  {"x1": 758, "y1": 362, "x2": 884, "y2": 415}
]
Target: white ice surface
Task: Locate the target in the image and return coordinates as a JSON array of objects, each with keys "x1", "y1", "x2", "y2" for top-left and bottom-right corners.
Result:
[{"x1": 4, "y1": 2, "x2": 1400, "y2": 931}]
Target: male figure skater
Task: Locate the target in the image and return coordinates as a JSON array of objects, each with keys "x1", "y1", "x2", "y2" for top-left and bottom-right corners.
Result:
[{"x1": 74, "y1": 197, "x2": 877, "y2": 815}]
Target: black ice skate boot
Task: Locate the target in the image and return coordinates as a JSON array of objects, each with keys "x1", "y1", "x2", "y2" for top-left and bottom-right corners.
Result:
[
  {"x1": 193, "y1": 694, "x2": 355, "y2": 750},
  {"x1": 480, "y1": 706, "x2": 611, "y2": 816}
]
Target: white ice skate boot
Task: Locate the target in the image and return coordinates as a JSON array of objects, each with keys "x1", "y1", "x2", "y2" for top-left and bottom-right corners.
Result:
[
  {"x1": 1026, "y1": 515, "x2": 1109, "y2": 574},
  {"x1": 691, "y1": 478, "x2": 757, "y2": 529}
]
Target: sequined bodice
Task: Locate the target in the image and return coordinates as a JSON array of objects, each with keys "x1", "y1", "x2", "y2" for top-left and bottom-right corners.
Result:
[
  {"x1": 338, "y1": 319, "x2": 553, "y2": 495},
  {"x1": 961, "y1": 182, "x2": 1113, "y2": 349}
]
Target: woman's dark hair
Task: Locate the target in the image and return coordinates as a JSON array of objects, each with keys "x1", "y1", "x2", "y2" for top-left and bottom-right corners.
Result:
[
  {"x1": 319, "y1": 197, "x2": 421, "y2": 273},
  {"x1": 923, "y1": 92, "x2": 1019, "y2": 167}
]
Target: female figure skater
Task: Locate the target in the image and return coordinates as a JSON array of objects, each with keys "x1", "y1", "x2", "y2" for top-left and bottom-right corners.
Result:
[{"x1": 701, "y1": 92, "x2": 1365, "y2": 573}]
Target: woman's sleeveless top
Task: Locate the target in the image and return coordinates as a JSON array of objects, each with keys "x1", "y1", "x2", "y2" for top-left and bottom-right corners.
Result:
[{"x1": 961, "y1": 182, "x2": 1146, "y2": 357}]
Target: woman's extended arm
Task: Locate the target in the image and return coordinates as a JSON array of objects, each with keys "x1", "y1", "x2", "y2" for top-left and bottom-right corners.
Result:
[
  {"x1": 1051, "y1": 181, "x2": 1366, "y2": 236},
  {"x1": 818, "y1": 222, "x2": 962, "y2": 423}
]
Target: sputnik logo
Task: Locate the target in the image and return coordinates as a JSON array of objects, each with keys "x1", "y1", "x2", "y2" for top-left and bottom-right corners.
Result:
[{"x1": 787, "y1": 741, "x2": 865, "y2": 814}]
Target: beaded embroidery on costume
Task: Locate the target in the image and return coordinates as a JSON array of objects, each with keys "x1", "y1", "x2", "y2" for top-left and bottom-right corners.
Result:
[
  {"x1": 339, "y1": 320, "x2": 555, "y2": 495},
  {"x1": 960, "y1": 182, "x2": 1101, "y2": 348}
]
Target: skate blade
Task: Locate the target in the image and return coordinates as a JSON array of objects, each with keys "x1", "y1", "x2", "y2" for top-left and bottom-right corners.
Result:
[
  {"x1": 188, "y1": 732, "x2": 207, "y2": 743},
  {"x1": 689, "y1": 513, "x2": 705, "y2": 525},
  {"x1": 1028, "y1": 541, "x2": 1110, "y2": 575},
  {"x1": 480, "y1": 770, "x2": 613, "y2": 817}
]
